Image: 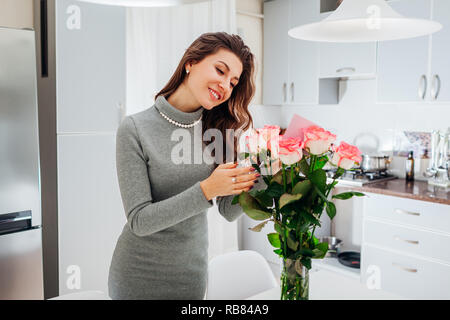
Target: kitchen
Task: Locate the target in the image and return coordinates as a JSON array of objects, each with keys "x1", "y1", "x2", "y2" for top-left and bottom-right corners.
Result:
[{"x1": 0, "y1": 0, "x2": 449, "y2": 301}]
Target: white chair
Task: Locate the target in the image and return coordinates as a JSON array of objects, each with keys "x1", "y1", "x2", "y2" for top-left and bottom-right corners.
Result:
[
  {"x1": 206, "y1": 250, "x2": 278, "y2": 300},
  {"x1": 48, "y1": 290, "x2": 111, "y2": 300}
]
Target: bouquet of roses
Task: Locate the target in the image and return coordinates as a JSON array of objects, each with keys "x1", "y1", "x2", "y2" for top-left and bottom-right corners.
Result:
[{"x1": 232, "y1": 119, "x2": 365, "y2": 300}]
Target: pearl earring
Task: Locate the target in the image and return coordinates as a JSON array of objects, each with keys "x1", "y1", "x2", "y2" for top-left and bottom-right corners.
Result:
[{"x1": 186, "y1": 69, "x2": 189, "y2": 74}]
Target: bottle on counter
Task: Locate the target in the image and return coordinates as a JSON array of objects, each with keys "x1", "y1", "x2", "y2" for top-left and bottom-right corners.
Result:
[{"x1": 406, "y1": 151, "x2": 415, "y2": 181}]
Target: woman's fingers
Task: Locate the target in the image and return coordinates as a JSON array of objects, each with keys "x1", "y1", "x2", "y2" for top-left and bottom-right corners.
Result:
[
  {"x1": 233, "y1": 180, "x2": 255, "y2": 191},
  {"x1": 232, "y1": 173, "x2": 259, "y2": 183},
  {"x1": 226, "y1": 166, "x2": 255, "y2": 176}
]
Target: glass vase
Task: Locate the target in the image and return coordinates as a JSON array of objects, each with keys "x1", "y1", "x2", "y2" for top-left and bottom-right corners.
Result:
[{"x1": 280, "y1": 258, "x2": 309, "y2": 300}]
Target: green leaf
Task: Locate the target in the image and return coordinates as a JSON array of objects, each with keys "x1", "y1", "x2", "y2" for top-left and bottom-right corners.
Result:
[
  {"x1": 279, "y1": 192, "x2": 303, "y2": 209},
  {"x1": 238, "y1": 192, "x2": 272, "y2": 221},
  {"x1": 332, "y1": 191, "x2": 365, "y2": 200},
  {"x1": 326, "y1": 201, "x2": 336, "y2": 219},
  {"x1": 248, "y1": 220, "x2": 270, "y2": 232},
  {"x1": 272, "y1": 168, "x2": 292, "y2": 185},
  {"x1": 265, "y1": 182, "x2": 284, "y2": 198},
  {"x1": 309, "y1": 169, "x2": 327, "y2": 193},
  {"x1": 232, "y1": 195, "x2": 239, "y2": 205},
  {"x1": 333, "y1": 167, "x2": 345, "y2": 179},
  {"x1": 300, "y1": 210, "x2": 321, "y2": 226},
  {"x1": 273, "y1": 248, "x2": 283, "y2": 256},
  {"x1": 239, "y1": 152, "x2": 250, "y2": 160},
  {"x1": 274, "y1": 222, "x2": 283, "y2": 235},
  {"x1": 249, "y1": 190, "x2": 273, "y2": 208},
  {"x1": 267, "y1": 233, "x2": 281, "y2": 248},
  {"x1": 300, "y1": 257, "x2": 312, "y2": 270},
  {"x1": 287, "y1": 236, "x2": 299, "y2": 251},
  {"x1": 299, "y1": 158, "x2": 310, "y2": 176},
  {"x1": 292, "y1": 180, "x2": 312, "y2": 196},
  {"x1": 296, "y1": 248, "x2": 315, "y2": 258},
  {"x1": 312, "y1": 242, "x2": 329, "y2": 259},
  {"x1": 313, "y1": 155, "x2": 329, "y2": 171}
]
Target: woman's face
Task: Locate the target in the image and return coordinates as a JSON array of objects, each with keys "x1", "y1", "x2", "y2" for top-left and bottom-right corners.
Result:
[{"x1": 186, "y1": 48, "x2": 243, "y2": 110}]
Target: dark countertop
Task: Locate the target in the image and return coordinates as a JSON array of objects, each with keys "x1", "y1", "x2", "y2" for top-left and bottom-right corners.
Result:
[{"x1": 336, "y1": 178, "x2": 450, "y2": 206}]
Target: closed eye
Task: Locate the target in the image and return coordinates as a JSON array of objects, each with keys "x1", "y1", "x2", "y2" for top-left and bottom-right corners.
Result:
[{"x1": 216, "y1": 67, "x2": 236, "y2": 89}]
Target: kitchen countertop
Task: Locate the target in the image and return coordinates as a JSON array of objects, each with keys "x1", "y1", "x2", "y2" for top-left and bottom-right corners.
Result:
[{"x1": 336, "y1": 178, "x2": 450, "y2": 205}]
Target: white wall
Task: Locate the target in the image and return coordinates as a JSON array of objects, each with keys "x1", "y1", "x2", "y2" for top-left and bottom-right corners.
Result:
[{"x1": 0, "y1": 0, "x2": 34, "y2": 29}]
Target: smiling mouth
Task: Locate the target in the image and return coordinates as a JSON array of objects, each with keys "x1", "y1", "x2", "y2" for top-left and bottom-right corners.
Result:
[{"x1": 209, "y1": 88, "x2": 221, "y2": 101}]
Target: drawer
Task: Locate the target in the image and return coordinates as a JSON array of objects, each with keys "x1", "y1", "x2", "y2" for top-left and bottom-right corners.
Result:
[
  {"x1": 361, "y1": 244, "x2": 450, "y2": 299},
  {"x1": 364, "y1": 193, "x2": 450, "y2": 233},
  {"x1": 363, "y1": 218, "x2": 450, "y2": 264}
]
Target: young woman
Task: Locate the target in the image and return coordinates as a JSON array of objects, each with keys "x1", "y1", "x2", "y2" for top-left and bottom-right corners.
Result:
[{"x1": 108, "y1": 32, "x2": 260, "y2": 300}]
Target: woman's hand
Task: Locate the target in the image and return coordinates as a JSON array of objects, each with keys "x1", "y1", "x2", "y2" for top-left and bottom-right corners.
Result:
[{"x1": 200, "y1": 162, "x2": 260, "y2": 201}]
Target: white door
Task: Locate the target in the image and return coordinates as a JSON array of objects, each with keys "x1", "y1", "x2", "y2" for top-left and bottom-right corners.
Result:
[
  {"x1": 288, "y1": 0, "x2": 320, "y2": 105},
  {"x1": 57, "y1": 134, "x2": 126, "y2": 295},
  {"x1": 263, "y1": 0, "x2": 290, "y2": 105},
  {"x1": 56, "y1": 0, "x2": 126, "y2": 133},
  {"x1": 376, "y1": 0, "x2": 432, "y2": 103},
  {"x1": 429, "y1": 0, "x2": 450, "y2": 102}
]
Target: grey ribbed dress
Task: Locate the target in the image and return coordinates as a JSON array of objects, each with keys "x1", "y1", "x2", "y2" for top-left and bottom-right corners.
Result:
[{"x1": 108, "y1": 95, "x2": 245, "y2": 300}]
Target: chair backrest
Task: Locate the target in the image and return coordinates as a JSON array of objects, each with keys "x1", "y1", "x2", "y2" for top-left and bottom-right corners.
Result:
[{"x1": 206, "y1": 250, "x2": 278, "y2": 300}]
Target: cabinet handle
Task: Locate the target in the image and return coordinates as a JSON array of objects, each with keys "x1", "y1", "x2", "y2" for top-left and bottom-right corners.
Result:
[
  {"x1": 394, "y1": 208, "x2": 420, "y2": 217},
  {"x1": 418, "y1": 75, "x2": 427, "y2": 100},
  {"x1": 336, "y1": 67, "x2": 355, "y2": 74},
  {"x1": 392, "y1": 262, "x2": 418, "y2": 273},
  {"x1": 393, "y1": 235, "x2": 419, "y2": 245},
  {"x1": 431, "y1": 74, "x2": 441, "y2": 100},
  {"x1": 283, "y1": 82, "x2": 287, "y2": 103},
  {"x1": 290, "y1": 82, "x2": 294, "y2": 102}
]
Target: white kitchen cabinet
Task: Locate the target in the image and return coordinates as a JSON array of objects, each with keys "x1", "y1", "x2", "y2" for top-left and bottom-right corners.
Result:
[
  {"x1": 361, "y1": 192, "x2": 450, "y2": 299},
  {"x1": 377, "y1": 0, "x2": 431, "y2": 103},
  {"x1": 263, "y1": 0, "x2": 290, "y2": 105},
  {"x1": 377, "y1": 0, "x2": 450, "y2": 103},
  {"x1": 361, "y1": 243, "x2": 450, "y2": 299},
  {"x1": 56, "y1": 0, "x2": 126, "y2": 133},
  {"x1": 318, "y1": 13, "x2": 377, "y2": 79},
  {"x1": 263, "y1": 0, "x2": 319, "y2": 105},
  {"x1": 429, "y1": 0, "x2": 450, "y2": 101},
  {"x1": 57, "y1": 134, "x2": 126, "y2": 295},
  {"x1": 288, "y1": 0, "x2": 319, "y2": 105}
]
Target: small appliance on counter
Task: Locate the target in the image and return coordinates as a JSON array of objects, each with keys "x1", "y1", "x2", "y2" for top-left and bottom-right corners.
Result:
[
  {"x1": 337, "y1": 251, "x2": 360, "y2": 269},
  {"x1": 424, "y1": 130, "x2": 450, "y2": 188}
]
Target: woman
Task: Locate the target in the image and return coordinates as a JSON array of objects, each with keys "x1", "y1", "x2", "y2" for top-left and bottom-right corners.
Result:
[{"x1": 108, "y1": 32, "x2": 260, "y2": 300}]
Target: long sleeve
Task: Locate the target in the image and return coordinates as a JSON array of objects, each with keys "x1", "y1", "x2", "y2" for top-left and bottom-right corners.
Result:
[
  {"x1": 115, "y1": 116, "x2": 214, "y2": 237},
  {"x1": 216, "y1": 175, "x2": 265, "y2": 222}
]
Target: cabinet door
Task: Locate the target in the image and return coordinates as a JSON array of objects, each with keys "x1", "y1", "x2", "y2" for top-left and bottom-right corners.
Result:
[
  {"x1": 263, "y1": 0, "x2": 290, "y2": 105},
  {"x1": 377, "y1": 0, "x2": 431, "y2": 103},
  {"x1": 288, "y1": 0, "x2": 319, "y2": 105},
  {"x1": 429, "y1": 0, "x2": 450, "y2": 102},
  {"x1": 57, "y1": 134, "x2": 126, "y2": 295},
  {"x1": 56, "y1": 0, "x2": 126, "y2": 133}
]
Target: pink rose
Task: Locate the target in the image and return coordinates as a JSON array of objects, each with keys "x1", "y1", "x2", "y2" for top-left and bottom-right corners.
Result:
[
  {"x1": 303, "y1": 125, "x2": 337, "y2": 155},
  {"x1": 331, "y1": 141, "x2": 362, "y2": 170},
  {"x1": 278, "y1": 136, "x2": 304, "y2": 165},
  {"x1": 245, "y1": 129, "x2": 259, "y2": 154},
  {"x1": 257, "y1": 125, "x2": 281, "y2": 150}
]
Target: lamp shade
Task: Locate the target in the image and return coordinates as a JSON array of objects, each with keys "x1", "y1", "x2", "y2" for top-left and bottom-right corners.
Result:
[
  {"x1": 76, "y1": 0, "x2": 208, "y2": 7},
  {"x1": 288, "y1": 0, "x2": 442, "y2": 42}
]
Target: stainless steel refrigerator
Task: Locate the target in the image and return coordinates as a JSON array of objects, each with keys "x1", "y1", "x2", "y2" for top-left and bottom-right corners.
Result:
[{"x1": 0, "y1": 27, "x2": 44, "y2": 300}]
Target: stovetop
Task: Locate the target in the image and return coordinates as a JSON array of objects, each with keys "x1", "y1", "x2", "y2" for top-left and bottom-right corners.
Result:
[{"x1": 326, "y1": 169, "x2": 398, "y2": 186}]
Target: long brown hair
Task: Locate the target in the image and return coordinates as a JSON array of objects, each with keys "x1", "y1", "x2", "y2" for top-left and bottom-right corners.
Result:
[{"x1": 155, "y1": 32, "x2": 256, "y2": 164}]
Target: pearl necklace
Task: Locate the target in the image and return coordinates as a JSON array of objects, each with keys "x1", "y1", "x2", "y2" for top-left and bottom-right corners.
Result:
[{"x1": 157, "y1": 109, "x2": 202, "y2": 128}]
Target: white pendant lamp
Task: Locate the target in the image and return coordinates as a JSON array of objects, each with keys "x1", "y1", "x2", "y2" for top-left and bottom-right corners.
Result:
[
  {"x1": 76, "y1": 0, "x2": 207, "y2": 7},
  {"x1": 288, "y1": 0, "x2": 442, "y2": 42}
]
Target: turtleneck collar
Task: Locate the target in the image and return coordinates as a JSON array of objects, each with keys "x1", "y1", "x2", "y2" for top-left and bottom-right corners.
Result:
[{"x1": 154, "y1": 95, "x2": 204, "y2": 125}]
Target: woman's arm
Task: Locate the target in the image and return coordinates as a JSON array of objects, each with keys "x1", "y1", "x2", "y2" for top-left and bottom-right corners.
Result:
[{"x1": 116, "y1": 116, "x2": 214, "y2": 237}]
